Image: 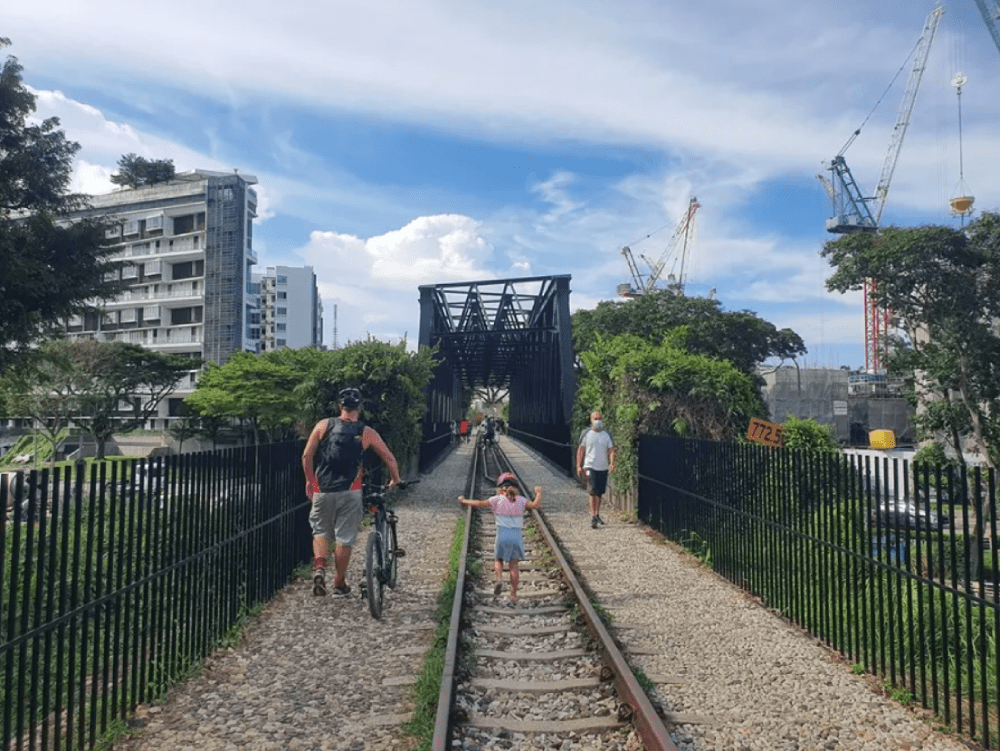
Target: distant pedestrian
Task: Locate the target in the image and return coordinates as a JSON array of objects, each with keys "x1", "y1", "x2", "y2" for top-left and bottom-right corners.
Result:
[
  {"x1": 577, "y1": 410, "x2": 615, "y2": 529},
  {"x1": 459, "y1": 472, "x2": 542, "y2": 605},
  {"x1": 460, "y1": 419, "x2": 470, "y2": 443},
  {"x1": 450, "y1": 419, "x2": 458, "y2": 445}
]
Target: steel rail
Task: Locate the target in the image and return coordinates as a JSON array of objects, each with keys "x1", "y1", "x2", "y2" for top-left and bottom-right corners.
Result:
[
  {"x1": 432, "y1": 440, "x2": 677, "y2": 750},
  {"x1": 430, "y1": 441, "x2": 480, "y2": 751}
]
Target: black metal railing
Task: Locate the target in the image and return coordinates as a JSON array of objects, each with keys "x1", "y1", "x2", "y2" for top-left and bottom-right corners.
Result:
[
  {"x1": 1, "y1": 442, "x2": 311, "y2": 751},
  {"x1": 638, "y1": 436, "x2": 1000, "y2": 748},
  {"x1": 419, "y1": 422, "x2": 453, "y2": 471},
  {"x1": 507, "y1": 424, "x2": 573, "y2": 476}
]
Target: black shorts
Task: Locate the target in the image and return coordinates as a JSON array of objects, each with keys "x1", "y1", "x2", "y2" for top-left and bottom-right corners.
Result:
[{"x1": 587, "y1": 469, "x2": 609, "y2": 497}]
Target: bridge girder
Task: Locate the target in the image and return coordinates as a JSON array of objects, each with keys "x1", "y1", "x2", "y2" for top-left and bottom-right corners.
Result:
[{"x1": 418, "y1": 276, "x2": 575, "y2": 447}]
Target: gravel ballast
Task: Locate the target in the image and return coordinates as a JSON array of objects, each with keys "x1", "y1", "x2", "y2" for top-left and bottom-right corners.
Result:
[{"x1": 114, "y1": 436, "x2": 974, "y2": 751}]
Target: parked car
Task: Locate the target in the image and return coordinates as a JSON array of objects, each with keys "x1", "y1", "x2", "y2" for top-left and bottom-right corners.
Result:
[{"x1": 875, "y1": 498, "x2": 948, "y2": 531}]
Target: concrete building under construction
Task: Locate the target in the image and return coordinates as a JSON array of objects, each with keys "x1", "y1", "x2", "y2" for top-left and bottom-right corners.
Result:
[{"x1": 760, "y1": 367, "x2": 915, "y2": 446}]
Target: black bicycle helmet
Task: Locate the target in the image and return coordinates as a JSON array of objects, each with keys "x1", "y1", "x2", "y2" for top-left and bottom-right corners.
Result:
[{"x1": 338, "y1": 387, "x2": 362, "y2": 409}]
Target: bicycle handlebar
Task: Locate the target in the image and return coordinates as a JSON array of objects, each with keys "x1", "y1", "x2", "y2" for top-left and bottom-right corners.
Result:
[{"x1": 364, "y1": 479, "x2": 419, "y2": 505}]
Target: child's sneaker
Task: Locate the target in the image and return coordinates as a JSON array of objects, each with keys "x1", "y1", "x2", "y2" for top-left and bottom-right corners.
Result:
[
  {"x1": 591, "y1": 515, "x2": 598, "y2": 529},
  {"x1": 494, "y1": 581, "x2": 503, "y2": 596},
  {"x1": 312, "y1": 568, "x2": 327, "y2": 596}
]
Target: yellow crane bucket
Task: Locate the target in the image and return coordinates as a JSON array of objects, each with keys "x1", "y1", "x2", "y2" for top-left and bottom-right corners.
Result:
[{"x1": 950, "y1": 195, "x2": 975, "y2": 215}]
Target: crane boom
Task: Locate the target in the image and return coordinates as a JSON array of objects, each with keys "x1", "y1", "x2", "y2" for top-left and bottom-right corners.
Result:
[
  {"x1": 820, "y1": 4, "x2": 943, "y2": 374},
  {"x1": 643, "y1": 197, "x2": 700, "y2": 292},
  {"x1": 823, "y1": 5, "x2": 943, "y2": 234},
  {"x1": 871, "y1": 4, "x2": 944, "y2": 224},
  {"x1": 971, "y1": 0, "x2": 1000, "y2": 60}
]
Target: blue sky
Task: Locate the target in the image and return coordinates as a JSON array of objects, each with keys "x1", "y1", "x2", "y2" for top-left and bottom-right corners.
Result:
[{"x1": 6, "y1": 0, "x2": 1000, "y2": 369}]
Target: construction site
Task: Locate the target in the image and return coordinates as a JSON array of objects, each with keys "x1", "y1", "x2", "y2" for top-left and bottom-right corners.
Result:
[{"x1": 612, "y1": 1, "x2": 1000, "y2": 449}]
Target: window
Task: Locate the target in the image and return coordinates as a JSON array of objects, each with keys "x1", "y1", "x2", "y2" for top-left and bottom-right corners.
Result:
[
  {"x1": 277, "y1": 323, "x2": 286, "y2": 331},
  {"x1": 277, "y1": 291, "x2": 287, "y2": 300},
  {"x1": 276, "y1": 275, "x2": 287, "y2": 284},
  {"x1": 123, "y1": 219, "x2": 139, "y2": 235},
  {"x1": 172, "y1": 215, "x2": 195, "y2": 234},
  {"x1": 143, "y1": 305, "x2": 161, "y2": 320},
  {"x1": 105, "y1": 225, "x2": 121, "y2": 239},
  {"x1": 277, "y1": 307, "x2": 287, "y2": 316},
  {"x1": 145, "y1": 215, "x2": 164, "y2": 231},
  {"x1": 171, "y1": 307, "x2": 203, "y2": 325},
  {"x1": 120, "y1": 308, "x2": 137, "y2": 323},
  {"x1": 145, "y1": 260, "x2": 162, "y2": 275},
  {"x1": 276, "y1": 338, "x2": 286, "y2": 347}
]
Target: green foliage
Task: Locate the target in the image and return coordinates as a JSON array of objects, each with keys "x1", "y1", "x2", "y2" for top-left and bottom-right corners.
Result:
[
  {"x1": 185, "y1": 351, "x2": 299, "y2": 444},
  {"x1": 577, "y1": 333, "x2": 764, "y2": 492},
  {"x1": 781, "y1": 416, "x2": 841, "y2": 452},
  {"x1": 572, "y1": 291, "x2": 806, "y2": 377},
  {"x1": 0, "y1": 339, "x2": 193, "y2": 459},
  {"x1": 911, "y1": 442, "x2": 959, "y2": 469},
  {"x1": 181, "y1": 341, "x2": 438, "y2": 469},
  {"x1": 108, "y1": 153, "x2": 176, "y2": 188},
  {"x1": 823, "y1": 213, "x2": 1000, "y2": 469},
  {"x1": 294, "y1": 340, "x2": 439, "y2": 469},
  {"x1": 0, "y1": 40, "x2": 124, "y2": 372}
]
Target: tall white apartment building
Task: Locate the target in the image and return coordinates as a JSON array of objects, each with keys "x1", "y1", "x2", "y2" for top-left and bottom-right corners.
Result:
[
  {"x1": 65, "y1": 169, "x2": 261, "y2": 428},
  {"x1": 254, "y1": 266, "x2": 323, "y2": 351}
]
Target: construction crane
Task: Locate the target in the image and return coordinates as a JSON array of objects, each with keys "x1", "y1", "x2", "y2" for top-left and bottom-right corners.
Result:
[
  {"x1": 618, "y1": 197, "x2": 701, "y2": 298},
  {"x1": 818, "y1": 4, "x2": 943, "y2": 373},
  {"x1": 971, "y1": 0, "x2": 1000, "y2": 59}
]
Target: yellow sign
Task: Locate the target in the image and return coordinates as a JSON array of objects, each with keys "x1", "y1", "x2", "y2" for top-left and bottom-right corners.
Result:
[{"x1": 747, "y1": 417, "x2": 784, "y2": 448}]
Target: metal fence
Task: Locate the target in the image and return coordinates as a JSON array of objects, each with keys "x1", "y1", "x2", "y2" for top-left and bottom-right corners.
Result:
[
  {"x1": 1, "y1": 442, "x2": 311, "y2": 751},
  {"x1": 638, "y1": 436, "x2": 1000, "y2": 748}
]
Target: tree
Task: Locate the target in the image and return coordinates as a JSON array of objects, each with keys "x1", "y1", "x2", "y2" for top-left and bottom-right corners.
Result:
[
  {"x1": 62, "y1": 340, "x2": 196, "y2": 458},
  {"x1": 167, "y1": 411, "x2": 201, "y2": 454},
  {"x1": 109, "y1": 153, "x2": 176, "y2": 189},
  {"x1": 0, "y1": 341, "x2": 79, "y2": 465},
  {"x1": 293, "y1": 339, "x2": 439, "y2": 469},
  {"x1": 577, "y1": 331, "x2": 764, "y2": 492},
  {"x1": 572, "y1": 291, "x2": 807, "y2": 376},
  {"x1": 184, "y1": 352, "x2": 300, "y2": 444},
  {"x1": 822, "y1": 214, "x2": 1000, "y2": 469},
  {"x1": 0, "y1": 39, "x2": 124, "y2": 372},
  {"x1": 822, "y1": 213, "x2": 1000, "y2": 577}
]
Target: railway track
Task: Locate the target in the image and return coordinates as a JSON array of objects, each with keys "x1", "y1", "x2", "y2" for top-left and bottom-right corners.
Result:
[{"x1": 434, "y1": 437, "x2": 676, "y2": 750}]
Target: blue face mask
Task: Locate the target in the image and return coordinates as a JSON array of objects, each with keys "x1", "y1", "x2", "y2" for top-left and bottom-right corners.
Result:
[{"x1": 592, "y1": 420, "x2": 603, "y2": 430}]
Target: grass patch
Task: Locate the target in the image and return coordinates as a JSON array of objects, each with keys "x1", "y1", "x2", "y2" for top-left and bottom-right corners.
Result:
[{"x1": 402, "y1": 516, "x2": 468, "y2": 750}]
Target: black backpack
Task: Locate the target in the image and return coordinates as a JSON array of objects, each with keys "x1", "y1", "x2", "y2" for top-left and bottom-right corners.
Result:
[{"x1": 315, "y1": 418, "x2": 366, "y2": 492}]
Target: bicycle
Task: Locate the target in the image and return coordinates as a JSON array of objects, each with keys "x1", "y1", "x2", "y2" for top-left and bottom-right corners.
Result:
[{"x1": 360, "y1": 480, "x2": 415, "y2": 618}]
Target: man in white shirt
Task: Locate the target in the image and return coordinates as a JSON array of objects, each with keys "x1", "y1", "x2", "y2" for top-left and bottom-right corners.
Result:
[{"x1": 576, "y1": 410, "x2": 616, "y2": 529}]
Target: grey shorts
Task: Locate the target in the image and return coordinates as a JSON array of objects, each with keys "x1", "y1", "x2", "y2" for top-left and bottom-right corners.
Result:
[{"x1": 309, "y1": 489, "x2": 363, "y2": 546}]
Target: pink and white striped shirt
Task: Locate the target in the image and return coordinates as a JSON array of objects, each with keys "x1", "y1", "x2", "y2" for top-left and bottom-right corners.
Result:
[{"x1": 488, "y1": 494, "x2": 529, "y2": 529}]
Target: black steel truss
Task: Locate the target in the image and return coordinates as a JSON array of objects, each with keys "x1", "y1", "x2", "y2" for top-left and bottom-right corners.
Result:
[
  {"x1": 419, "y1": 276, "x2": 565, "y2": 387},
  {"x1": 419, "y1": 275, "x2": 574, "y2": 415}
]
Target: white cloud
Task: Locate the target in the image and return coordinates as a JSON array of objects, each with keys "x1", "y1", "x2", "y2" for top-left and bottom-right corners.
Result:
[{"x1": 300, "y1": 216, "x2": 498, "y2": 345}]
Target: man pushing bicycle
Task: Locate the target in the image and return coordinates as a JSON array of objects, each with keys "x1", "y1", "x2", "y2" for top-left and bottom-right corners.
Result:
[{"x1": 302, "y1": 387, "x2": 401, "y2": 598}]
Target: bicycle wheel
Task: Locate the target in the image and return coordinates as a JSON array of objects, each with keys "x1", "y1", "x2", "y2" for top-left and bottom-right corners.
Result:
[
  {"x1": 385, "y1": 521, "x2": 399, "y2": 589},
  {"x1": 365, "y1": 530, "x2": 384, "y2": 619}
]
